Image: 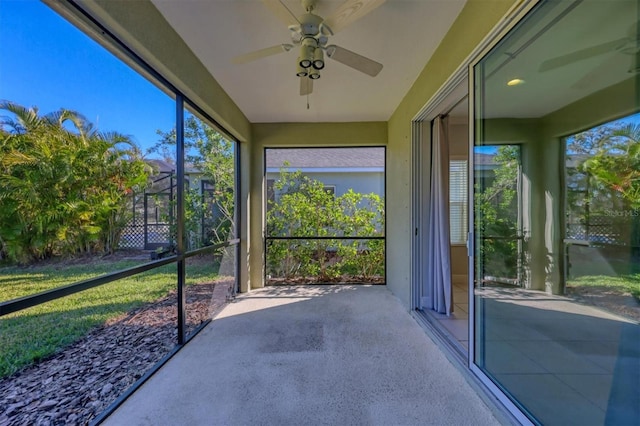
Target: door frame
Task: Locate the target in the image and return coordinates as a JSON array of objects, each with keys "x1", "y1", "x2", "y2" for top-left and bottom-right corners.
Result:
[
  {"x1": 411, "y1": 76, "x2": 468, "y2": 312},
  {"x1": 410, "y1": 0, "x2": 539, "y2": 424}
]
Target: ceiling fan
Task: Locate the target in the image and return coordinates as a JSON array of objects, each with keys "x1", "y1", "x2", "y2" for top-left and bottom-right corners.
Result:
[
  {"x1": 539, "y1": 21, "x2": 640, "y2": 74},
  {"x1": 233, "y1": 0, "x2": 385, "y2": 96}
]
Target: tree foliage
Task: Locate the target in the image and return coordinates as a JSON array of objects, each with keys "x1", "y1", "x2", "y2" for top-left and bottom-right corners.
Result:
[
  {"x1": 579, "y1": 123, "x2": 640, "y2": 209},
  {"x1": 149, "y1": 114, "x2": 235, "y2": 250},
  {"x1": 475, "y1": 145, "x2": 520, "y2": 280},
  {"x1": 0, "y1": 101, "x2": 150, "y2": 263},
  {"x1": 567, "y1": 120, "x2": 640, "y2": 248},
  {"x1": 266, "y1": 168, "x2": 384, "y2": 282}
]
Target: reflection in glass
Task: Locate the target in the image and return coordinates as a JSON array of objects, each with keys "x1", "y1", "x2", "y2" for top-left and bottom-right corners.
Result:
[
  {"x1": 473, "y1": 0, "x2": 639, "y2": 424},
  {"x1": 474, "y1": 145, "x2": 522, "y2": 285}
]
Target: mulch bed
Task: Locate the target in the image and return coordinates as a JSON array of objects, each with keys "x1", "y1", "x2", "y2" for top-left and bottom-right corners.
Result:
[
  {"x1": 0, "y1": 278, "x2": 233, "y2": 426},
  {"x1": 267, "y1": 275, "x2": 384, "y2": 286}
]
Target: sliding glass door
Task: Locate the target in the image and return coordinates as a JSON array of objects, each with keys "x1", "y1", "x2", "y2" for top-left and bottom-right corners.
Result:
[{"x1": 472, "y1": 0, "x2": 639, "y2": 424}]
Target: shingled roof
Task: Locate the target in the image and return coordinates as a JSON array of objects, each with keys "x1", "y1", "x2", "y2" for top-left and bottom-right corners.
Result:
[
  {"x1": 266, "y1": 148, "x2": 384, "y2": 169},
  {"x1": 146, "y1": 159, "x2": 175, "y2": 173},
  {"x1": 473, "y1": 153, "x2": 497, "y2": 166}
]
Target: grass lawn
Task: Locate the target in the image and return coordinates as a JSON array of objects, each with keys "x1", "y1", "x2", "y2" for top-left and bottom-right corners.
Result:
[
  {"x1": 567, "y1": 273, "x2": 640, "y2": 300},
  {"x1": 0, "y1": 258, "x2": 218, "y2": 378}
]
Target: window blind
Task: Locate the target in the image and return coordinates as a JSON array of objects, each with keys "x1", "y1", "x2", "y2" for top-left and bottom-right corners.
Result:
[{"x1": 449, "y1": 160, "x2": 467, "y2": 244}]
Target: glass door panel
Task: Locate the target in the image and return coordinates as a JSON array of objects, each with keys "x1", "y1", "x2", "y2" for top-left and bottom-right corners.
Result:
[{"x1": 472, "y1": 0, "x2": 640, "y2": 424}]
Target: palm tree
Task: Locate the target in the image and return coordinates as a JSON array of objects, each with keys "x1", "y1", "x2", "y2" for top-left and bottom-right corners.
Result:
[
  {"x1": 0, "y1": 101, "x2": 149, "y2": 263},
  {"x1": 580, "y1": 122, "x2": 640, "y2": 248},
  {"x1": 582, "y1": 122, "x2": 640, "y2": 209}
]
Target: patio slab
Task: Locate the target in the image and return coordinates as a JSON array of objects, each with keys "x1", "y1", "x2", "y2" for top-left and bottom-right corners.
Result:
[{"x1": 103, "y1": 285, "x2": 501, "y2": 425}]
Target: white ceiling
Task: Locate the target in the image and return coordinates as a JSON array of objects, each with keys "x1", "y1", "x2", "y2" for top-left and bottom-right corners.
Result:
[{"x1": 150, "y1": 0, "x2": 466, "y2": 123}]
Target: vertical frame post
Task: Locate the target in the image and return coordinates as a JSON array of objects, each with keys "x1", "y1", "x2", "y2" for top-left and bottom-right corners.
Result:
[
  {"x1": 176, "y1": 94, "x2": 186, "y2": 345},
  {"x1": 234, "y1": 142, "x2": 241, "y2": 295},
  {"x1": 143, "y1": 193, "x2": 149, "y2": 250}
]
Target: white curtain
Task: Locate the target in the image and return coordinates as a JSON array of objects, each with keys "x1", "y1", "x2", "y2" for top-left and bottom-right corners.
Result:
[{"x1": 426, "y1": 115, "x2": 453, "y2": 315}]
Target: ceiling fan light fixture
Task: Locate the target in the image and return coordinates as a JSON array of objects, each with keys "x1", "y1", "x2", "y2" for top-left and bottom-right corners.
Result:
[
  {"x1": 309, "y1": 69, "x2": 321, "y2": 79},
  {"x1": 296, "y1": 60, "x2": 308, "y2": 77},
  {"x1": 299, "y1": 43, "x2": 314, "y2": 68},
  {"x1": 313, "y1": 48, "x2": 325, "y2": 69}
]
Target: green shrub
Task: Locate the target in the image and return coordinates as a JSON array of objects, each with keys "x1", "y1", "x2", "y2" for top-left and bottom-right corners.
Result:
[{"x1": 266, "y1": 168, "x2": 384, "y2": 282}]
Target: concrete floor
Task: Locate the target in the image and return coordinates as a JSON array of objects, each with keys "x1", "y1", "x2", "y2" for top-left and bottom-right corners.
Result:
[{"x1": 103, "y1": 285, "x2": 502, "y2": 426}]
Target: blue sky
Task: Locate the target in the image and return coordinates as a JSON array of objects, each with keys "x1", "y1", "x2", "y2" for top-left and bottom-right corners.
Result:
[{"x1": 0, "y1": 0, "x2": 175, "y2": 154}]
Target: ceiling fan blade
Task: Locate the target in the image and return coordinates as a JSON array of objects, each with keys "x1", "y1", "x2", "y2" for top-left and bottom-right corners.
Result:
[
  {"x1": 326, "y1": 45, "x2": 383, "y2": 77},
  {"x1": 262, "y1": 0, "x2": 300, "y2": 26},
  {"x1": 232, "y1": 44, "x2": 293, "y2": 64},
  {"x1": 571, "y1": 56, "x2": 618, "y2": 90},
  {"x1": 300, "y1": 77, "x2": 313, "y2": 96},
  {"x1": 323, "y1": 0, "x2": 385, "y2": 34},
  {"x1": 539, "y1": 38, "x2": 627, "y2": 72}
]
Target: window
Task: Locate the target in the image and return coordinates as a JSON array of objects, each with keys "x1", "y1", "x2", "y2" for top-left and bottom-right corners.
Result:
[
  {"x1": 323, "y1": 185, "x2": 336, "y2": 196},
  {"x1": 266, "y1": 179, "x2": 276, "y2": 205},
  {"x1": 449, "y1": 160, "x2": 467, "y2": 244}
]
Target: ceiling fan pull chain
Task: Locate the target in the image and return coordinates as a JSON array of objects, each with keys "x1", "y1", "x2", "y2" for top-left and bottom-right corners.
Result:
[{"x1": 307, "y1": 93, "x2": 310, "y2": 110}]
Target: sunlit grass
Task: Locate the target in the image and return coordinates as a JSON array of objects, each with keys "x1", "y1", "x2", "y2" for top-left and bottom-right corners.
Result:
[
  {"x1": 0, "y1": 261, "x2": 144, "y2": 302},
  {"x1": 0, "y1": 259, "x2": 218, "y2": 378},
  {"x1": 568, "y1": 273, "x2": 640, "y2": 300}
]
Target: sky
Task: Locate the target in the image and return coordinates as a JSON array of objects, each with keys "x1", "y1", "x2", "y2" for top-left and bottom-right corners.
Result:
[{"x1": 0, "y1": 0, "x2": 175, "y2": 155}]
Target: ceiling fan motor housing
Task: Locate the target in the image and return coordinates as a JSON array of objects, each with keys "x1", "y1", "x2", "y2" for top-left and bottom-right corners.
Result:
[{"x1": 299, "y1": 13, "x2": 323, "y2": 36}]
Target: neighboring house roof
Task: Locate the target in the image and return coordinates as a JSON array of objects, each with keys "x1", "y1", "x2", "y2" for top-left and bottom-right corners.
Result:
[
  {"x1": 146, "y1": 159, "x2": 200, "y2": 174},
  {"x1": 473, "y1": 153, "x2": 497, "y2": 166},
  {"x1": 146, "y1": 159, "x2": 175, "y2": 174},
  {"x1": 266, "y1": 148, "x2": 384, "y2": 169}
]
